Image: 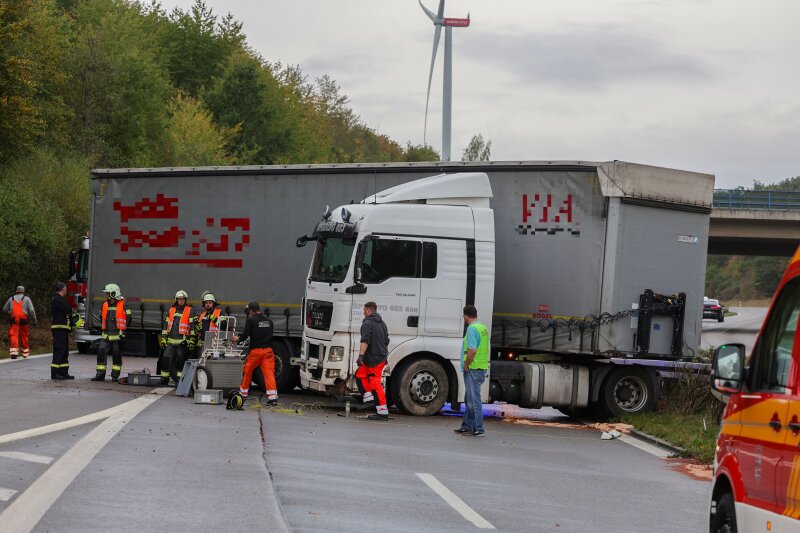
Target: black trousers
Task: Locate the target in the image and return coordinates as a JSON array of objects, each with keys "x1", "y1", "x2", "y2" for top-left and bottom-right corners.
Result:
[
  {"x1": 160, "y1": 344, "x2": 187, "y2": 381},
  {"x1": 51, "y1": 329, "x2": 70, "y2": 377},
  {"x1": 97, "y1": 339, "x2": 123, "y2": 377}
]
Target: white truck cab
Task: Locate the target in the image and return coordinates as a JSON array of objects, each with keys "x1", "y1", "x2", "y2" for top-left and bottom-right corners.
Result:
[{"x1": 298, "y1": 172, "x2": 495, "y2": 415}]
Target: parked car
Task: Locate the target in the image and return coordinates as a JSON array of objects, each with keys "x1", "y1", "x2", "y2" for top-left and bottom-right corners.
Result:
[
  {"x1": 703, "y1": 297, "x2": 725, "y2": 322},
  {"x1": 708, "y1": 245, "x2": 800, "y2": 533}
]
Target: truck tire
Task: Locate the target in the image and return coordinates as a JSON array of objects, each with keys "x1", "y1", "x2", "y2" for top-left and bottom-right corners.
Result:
[
  {"x1": 393, "y1": 358, "x2": 449, "y2": 416},
  {"x1": 77, "y1": 342, "x2": 90, "y2": 354},
  {"x1": 600, "y1": 367, "x2": 656, "y2": 417},
  {"x1": 711, "y1": 492, "x2": 737, "y2": 533},
  {"x1": 718, "y1": 314, "x2": 724, "y2": 323},
  {"x1": 273, "y1": 339, "x2": 297, "y2": 393}
]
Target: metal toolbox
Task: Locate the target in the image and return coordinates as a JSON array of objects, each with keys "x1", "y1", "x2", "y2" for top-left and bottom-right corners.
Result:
[
  {"x1": 203, "y1": 358, "x2": 243, "y2": 390},
  {"x1": 194, "y1": 389, "x2": 223, "y2": 405},
  {"x1": 127, "y1": 371, "x2": 151, "y2": 386}
]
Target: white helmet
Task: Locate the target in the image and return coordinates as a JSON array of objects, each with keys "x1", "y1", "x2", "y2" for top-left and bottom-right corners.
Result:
[
  {"x1": 175, "y1": 290, "x2": 188, "y2": 300},
  {"x1": 103, "y1": 283, "x2": 123, "y2": 300},
  {"x1": 202, "y1": 291, "x2": 217, "y2": 304}
]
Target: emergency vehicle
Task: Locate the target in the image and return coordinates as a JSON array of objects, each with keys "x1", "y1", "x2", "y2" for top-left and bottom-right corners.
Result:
[{"x1": 710, "y1": 245, "x2": 800, "y2": 532}]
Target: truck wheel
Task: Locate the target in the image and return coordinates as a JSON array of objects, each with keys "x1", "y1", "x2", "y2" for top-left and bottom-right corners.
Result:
[
  {"x1": 394, "y1": 358, "x2": 449, "y2": 416},
  {"x1": 601, "y1": 367, "x2": 656, "y2": 417},
  {"x1": 77, "y1": 342, "x2": 90, "y2": 354},
  {"x1": 711, "y1": 492, "x2": 737, "y2": 533},
  {"x1": 273, "y1": 339, "x2": 297, "y2": 393}
]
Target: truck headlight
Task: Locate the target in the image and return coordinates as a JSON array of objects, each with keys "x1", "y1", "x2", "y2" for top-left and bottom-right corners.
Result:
[{"x1": 328, "y1": 346, "x2": 345, "y2": 362}]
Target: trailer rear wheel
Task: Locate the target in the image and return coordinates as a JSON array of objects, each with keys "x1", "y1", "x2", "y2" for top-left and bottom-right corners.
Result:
[
  {"x1": 394, "y1": 358, "x2": 449, "y2": 416},
  {"x1": 601, "y1": 367, "x2": 656, "y2": 417},
  {"x1": 273, "y1": 339, "x2": 297, "y2": 393}
]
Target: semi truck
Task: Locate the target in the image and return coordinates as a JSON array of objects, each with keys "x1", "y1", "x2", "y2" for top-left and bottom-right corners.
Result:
[
  {"x1": 83, "y1": 161, "x2": 712, "y2": 413},
  {"x1": 296, "y1": 161, "x2": 714, "y2": 416}
]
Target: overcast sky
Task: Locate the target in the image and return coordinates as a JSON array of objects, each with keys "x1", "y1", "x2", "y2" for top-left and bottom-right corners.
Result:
[{"x1": 162, "y1": 0, "x2": 800, "y2": 188}]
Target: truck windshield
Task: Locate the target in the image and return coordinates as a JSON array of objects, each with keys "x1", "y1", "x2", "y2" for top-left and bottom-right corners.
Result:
[{"x1": 310, "y1": 237, "x2": 356, "y2": 283}]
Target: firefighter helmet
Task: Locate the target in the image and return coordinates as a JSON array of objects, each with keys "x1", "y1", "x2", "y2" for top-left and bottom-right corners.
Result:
[
  {"x1": 227, "y1": 391, "x2": 245, "y2": 410},
  {"x1": 175, "y1": 290, "x2": 188, "y2": 300},
  {"x1": 103, "y1": 283, "x2": 122, "y2": 299},
  {"x1": 201, "y1": 291, "x2": 217, "y2": 304}
]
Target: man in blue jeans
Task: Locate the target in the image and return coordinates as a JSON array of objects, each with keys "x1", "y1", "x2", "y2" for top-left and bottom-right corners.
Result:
[{"x1": 455, "y1": 305, "x2": 489, "y2": 437}]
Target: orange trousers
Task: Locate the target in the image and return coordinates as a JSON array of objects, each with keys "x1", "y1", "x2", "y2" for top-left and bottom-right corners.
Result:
[
  {"x1": 9, "y1": 323, "x2": 29, "y2": 358},
  {"x1": 356, "y1": 361, "x2": 387, "y2": 407},
  {"x1": 240, "y1": 347, "x2": 277, "y2": 399}
]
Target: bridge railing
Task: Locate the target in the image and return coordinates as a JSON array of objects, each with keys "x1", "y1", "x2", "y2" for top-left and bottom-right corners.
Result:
[{"x1": 713, "y1": 189, "x2": 800, "y2": 210}]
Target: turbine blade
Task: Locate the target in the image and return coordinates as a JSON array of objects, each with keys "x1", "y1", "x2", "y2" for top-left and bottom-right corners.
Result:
[
  {"x1": 436, "y1": 0, "x2": 445, "y2": 20},
  {"x1": 423, "y1": 24, "x2": 442, "y2": 146},
  {"x1": 418, "y1": 0, "x2": 438, "y2": 22}
]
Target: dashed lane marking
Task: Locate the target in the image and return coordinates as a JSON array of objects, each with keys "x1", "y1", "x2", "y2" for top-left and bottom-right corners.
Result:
[
  {"x1": 0, "y1": 487, "x2": 18, "y2": 502},
  {"x1": 0, "y1": 451, "x2": 54, "y2": 464},
  {"x1": 0, "y1": 388, "x2": 170, "y2": 532},
  {"x1": 416, "y1": 473, "x2": 496, "y2": 529}
]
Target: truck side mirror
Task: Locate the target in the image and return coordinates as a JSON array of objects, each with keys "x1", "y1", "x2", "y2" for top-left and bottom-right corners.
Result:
[{"x1": 712, "y1": 343, "x2": 745, "y2": 394}]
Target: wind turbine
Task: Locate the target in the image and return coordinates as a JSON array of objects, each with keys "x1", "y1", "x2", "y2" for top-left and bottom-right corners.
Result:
[{"x1": 419, "y1": 0, "x2": 470, "y2": 161}]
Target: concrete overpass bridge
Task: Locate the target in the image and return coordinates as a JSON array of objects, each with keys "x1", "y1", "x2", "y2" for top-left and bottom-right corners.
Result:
[{"x1": 709, "y1": 189, "x2": 800, "y2": 256}]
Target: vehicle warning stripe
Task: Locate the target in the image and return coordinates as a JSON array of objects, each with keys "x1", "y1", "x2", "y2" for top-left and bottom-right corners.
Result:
[{"x1": 785, "y1": 456, "x2": 800, "y2": 519}]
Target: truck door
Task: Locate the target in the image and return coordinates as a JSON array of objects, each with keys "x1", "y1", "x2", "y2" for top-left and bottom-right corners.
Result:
[
  {"x1": 419, "y1": 239, "x2": 466, "y2": 338},
  {"x1": 351, "y1": 236, "x2": 421, "y2": 355},
  {"x1": 738, "y1": 277, "x2": 799, "y2": 520}
]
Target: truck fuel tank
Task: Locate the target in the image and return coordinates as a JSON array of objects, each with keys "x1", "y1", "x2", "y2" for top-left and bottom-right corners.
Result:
[{"x1": 518, "y1": 363, "x2": 589, "y2": 410}]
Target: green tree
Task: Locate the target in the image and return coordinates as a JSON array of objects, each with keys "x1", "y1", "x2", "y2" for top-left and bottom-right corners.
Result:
[
  {"x1": 461, "y1": 133, "x2": 492, "y2": 162},
  {"x1": 66, "y1": 0, "x2": 172, "y2": 167},
  {"x1": 404, "y1": 143, "x2": 439, "y2": 162},
  {"x1": 165, "y1": 91, "x2": 237, "y2": 166},
  {"x1": 0, "y1": 0, "x2": 71, "y2": 161}
]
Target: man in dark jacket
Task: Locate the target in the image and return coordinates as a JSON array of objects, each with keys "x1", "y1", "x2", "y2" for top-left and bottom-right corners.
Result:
[
  {"x1": 356, "y1": 301, "x2": 390, "y2": 420},
  {"x1": 51, "y1": 282, "x2": 75, "y2": 380},
  {"x1": 232, "y1": 302, "x2": 278, "y2": 406}
]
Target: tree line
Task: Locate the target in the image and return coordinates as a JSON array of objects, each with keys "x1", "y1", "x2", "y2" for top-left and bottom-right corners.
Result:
[{"x1": 0, "y1": 0, "x2": 440, "y2": 304}]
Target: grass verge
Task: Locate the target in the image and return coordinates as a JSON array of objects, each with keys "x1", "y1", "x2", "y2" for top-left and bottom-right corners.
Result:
[{"x1": 620, "y1": 410, "x2": 718, "y2": 463}]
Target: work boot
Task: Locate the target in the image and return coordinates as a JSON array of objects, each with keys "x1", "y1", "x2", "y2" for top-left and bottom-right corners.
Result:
[
  {"x1": 62, "y1": 374, "x2": 75, "y2": 380},
  {"x1": 267, "y1": 399, "x2": 278, "y2": 407},
  {"x1": 366, "y1": 413, "x2": 389, "y2": 421},
  {"x1": 160, "y1": 378, "x2": 169, "y2": 385},
  {"x1": 91, "y1": 373, "x2": 105, "y2": 382},
  {"x1": 111, "y1": 373, "x2": 120, "y2": 382},
  {"x1": 51, "y1": 374, "x2": 66, "y2": 380}
]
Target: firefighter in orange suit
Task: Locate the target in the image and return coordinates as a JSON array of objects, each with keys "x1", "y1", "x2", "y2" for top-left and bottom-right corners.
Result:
[
  {"x1": 160, "y1": 290, "x2": 194, "y2": 385},
  {"x1": 3, "y1": 286, "x2": 37, "y2": 359},
  {"x1": 92, "y1": 283, "x2": 131, "y2": 382},
  {"x1": 232, "y1": 302, "x2": 278, "y2": 406}
]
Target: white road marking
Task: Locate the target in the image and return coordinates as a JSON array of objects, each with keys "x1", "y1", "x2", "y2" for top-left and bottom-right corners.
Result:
[
  {"x1": 0, "y1": 388, "x2": 169, "y2": 533},
  {"x1": 0, "y1": 354, "x2": 54, "y2": 364},
  {"x1": 618, "y1": 435, "x2": 673, "y2": 459},
  {"x1": 0, "y1": 487, "x2": 18, "y2": 502},
  {"x1": 416, "y1": 473, "x2": 495, "y2": 530},
  {"x1": 0, "y1": 451, "x2": 53, "y2": 464}
]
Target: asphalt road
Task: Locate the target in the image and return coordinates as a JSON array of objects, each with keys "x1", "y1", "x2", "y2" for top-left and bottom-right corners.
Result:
[
  {"x1": 0, "y1": 353, "x2": 710, "y2": 532},
  {"x1": 700, "y1": 306, "x2": 768, "y2": 353}
]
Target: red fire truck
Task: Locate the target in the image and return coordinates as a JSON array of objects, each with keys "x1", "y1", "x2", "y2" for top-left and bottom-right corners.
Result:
[{"x1": 710, "y1": 245, "x2": 800, "y2": 532}]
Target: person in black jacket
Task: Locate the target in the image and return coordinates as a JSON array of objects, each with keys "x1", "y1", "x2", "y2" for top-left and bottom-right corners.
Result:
[
  {"x1": 232, "y1": 302, "x2": 278, "y2": 406},
  {"x1": 51, "y1": 282, "x2": 74, "y2": 380},
  {"x1": 356, "y1": 301, "x2": 390, "y2": 420}
]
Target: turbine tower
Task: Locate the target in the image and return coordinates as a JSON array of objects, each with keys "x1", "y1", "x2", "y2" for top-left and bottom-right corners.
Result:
[{"x1": 419, "y1": 0, "x2": 470, "y2": 161}]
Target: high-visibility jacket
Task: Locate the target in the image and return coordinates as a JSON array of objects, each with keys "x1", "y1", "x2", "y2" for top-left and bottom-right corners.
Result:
[
  {"x1": 199, "y1": 308, "x2": 221, "y2": 332},
  {"x1": 165, "y1": 306, "x2": 192, "y2": 337},
  {"x1": 462, "y1": 321, "x2": 490, "y2": 370},
  {"x1": 101, "y1": 301, "x2": 128, "y2": 332}
]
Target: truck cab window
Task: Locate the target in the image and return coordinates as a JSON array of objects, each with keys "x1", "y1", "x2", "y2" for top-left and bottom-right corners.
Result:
[
  {"x1": 421, "y1": 242, "x2": 437, "y2": 279},
  {"x1": 310, "y1": 237, "x2": 356, "y2": 283},
  {"x1": 751, "y1": 277, "x2": 800, "y2": 393},
  {"x1": 360, "y1": 239, "x2": 419, "y2": 283}
]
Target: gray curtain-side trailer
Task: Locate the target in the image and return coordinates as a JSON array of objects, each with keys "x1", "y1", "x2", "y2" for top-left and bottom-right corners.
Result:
[{"x1": 87, "y1": 161, "x2": 713, "y2": 410}]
